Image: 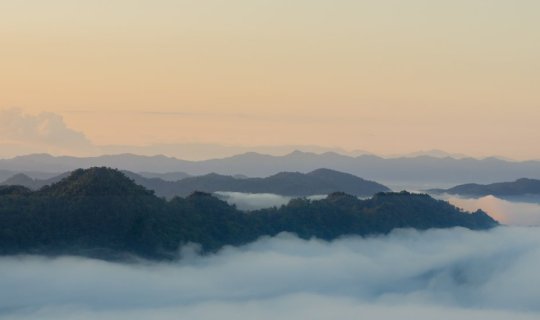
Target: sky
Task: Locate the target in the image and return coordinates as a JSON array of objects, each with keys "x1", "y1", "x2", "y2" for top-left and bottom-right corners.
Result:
[{"x1": 1, "y1": 1, "x2": 539, "y2": 159}]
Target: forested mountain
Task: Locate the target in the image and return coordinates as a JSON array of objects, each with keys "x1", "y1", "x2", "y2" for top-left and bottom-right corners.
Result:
[
  {"x1": 0, "y1": 168, "x2": 498, "y2": 260},
  {"x1": 124, "y1": 168, "x2": 391, "y2": 197},
  {"x1": 2, "y1": 168, "x2": 391, "y2": 197},
  {"x1": 428, "y1": 178, "x2": 540, "y2": 197}
]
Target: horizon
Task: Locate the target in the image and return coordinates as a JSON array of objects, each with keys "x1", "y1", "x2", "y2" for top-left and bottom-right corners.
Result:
[
  {"x1": 2, "y1": 107, "x2": 534, "y2": 161},
  {"x1": 0, "y1": 147, "x2": 531, "y2": 163}
]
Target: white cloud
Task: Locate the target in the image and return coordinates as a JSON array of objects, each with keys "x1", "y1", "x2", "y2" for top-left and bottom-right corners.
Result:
[
  {"x1": 0, "y1": 227, "x2": 539, "y2": 319},
  {"x1": 0, "y1": 108, "x2": 94, "y2": 157},
  {"x1": 445, "y1": 195, "x2": 540, "y2": 226},
  {"x1": 214, "y1": 192, "x2": 326, "y2": 211}
]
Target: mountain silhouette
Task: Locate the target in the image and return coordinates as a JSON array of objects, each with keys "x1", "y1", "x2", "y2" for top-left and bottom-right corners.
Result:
[
  {"x1": 3, "y1": 168, "x2": 391, "y2": 197},
  {"x1": 2, "y1": 151, "x2": 540, "y2": 185},
  {"x1": 0, "y1": 168, "x2": 498, "y2": 260},
  {"x1": 428, "y1": 178, "x2": 540, "y2": 197}
]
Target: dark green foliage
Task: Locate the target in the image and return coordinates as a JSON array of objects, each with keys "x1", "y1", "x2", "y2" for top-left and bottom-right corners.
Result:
[
  {"x1": 0, "y1": 185, "x2": 32, "y2": 196},
  {"x1": 0, "y1": 168, "x2": 498, "y2": 260},
  {"x1": 39, "y1": 168, "x2": 154, "y2": 197}
]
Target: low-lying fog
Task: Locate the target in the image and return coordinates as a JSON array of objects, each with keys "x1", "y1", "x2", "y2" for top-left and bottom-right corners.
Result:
[
  {"x1": 214, "y1": 192, "x2": 326, "y2": 211},
  {"x1": 443, "y1": 195, "x2": 540, "y2": 226},
  {"x1": 1, "y1": 227, "x2": 539, "y2": 319}
]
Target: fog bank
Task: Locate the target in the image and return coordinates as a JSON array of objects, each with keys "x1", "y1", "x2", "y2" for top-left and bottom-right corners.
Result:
[
  {"x1": 1, "y1": 227, "x2": 540, "y2": 319},
  {"x1": 445, "y1": 195, "x2": 540, "y2": 226},
  {"x1": 214, "y1": 192, "x2": 326, "y2": 210}
]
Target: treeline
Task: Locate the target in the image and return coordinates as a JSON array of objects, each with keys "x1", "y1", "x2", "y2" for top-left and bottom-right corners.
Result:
[{"x1": 0, "y1": 168, "x2": 498, "y2": 260}]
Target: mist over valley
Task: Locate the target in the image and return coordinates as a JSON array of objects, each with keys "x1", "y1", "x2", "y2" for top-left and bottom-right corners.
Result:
[{"x1": 1, "y1": 227, "x2": 539, "y2": 320}]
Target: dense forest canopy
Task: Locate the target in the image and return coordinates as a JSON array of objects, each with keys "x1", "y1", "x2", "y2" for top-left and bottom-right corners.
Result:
[{"x1": 0, "y1": 168, "x2": 498, "y2": 260}]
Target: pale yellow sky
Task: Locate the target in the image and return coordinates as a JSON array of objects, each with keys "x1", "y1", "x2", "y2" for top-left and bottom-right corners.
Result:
[{"x1": 1, "y1": 1, "x2": 539, "y2": 159}]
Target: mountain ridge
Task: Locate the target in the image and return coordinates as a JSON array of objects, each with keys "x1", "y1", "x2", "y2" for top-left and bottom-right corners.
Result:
[
  {"x1": 2, "y1": 152, "x2": 539, "y2": 185},
  {"x1": 0, "y1": 167, "x2": 498, "y2": 260},
  {"x1": 428, "y1": 178, "x2": 540, "y2": 197},
  {"x1": 2, "y1": 168, "x2": 391, "y2": 197}
]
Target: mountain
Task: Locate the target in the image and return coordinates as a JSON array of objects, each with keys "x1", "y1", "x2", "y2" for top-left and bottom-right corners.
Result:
[
  {"x1": 2, "y1": 168, "x2": 390, "y2": 197},
  {"x1": 99, "y1": 143, "x2": 373, "y2": 161},
  {"x1": 136, "y1": 171, "x2": 190, "y2": 181},
  {"x1": 0, "y1": 153, "x2": 191, "y2": 173},
  {"x1": 428, "y1": 178, "x2": 540, "y2": 197},
  {"x1": 0, "y1": 185, "x2": 32, "y2": 196},
  {"x1": 0, "y1": 168, "x2": 498, "y2": 260},
  {"x1": 0, "y1": 172, "x2": 68, "y2": 190},
  {"x1": 0, "y1": 169, "x2": 62, "y2": 183},
  {"x1": 2, "y1": 152, "x2": 540, "y2": 185},
  {"x1": 0, "y1": 173, "x2": 37, "y2": 188},
  {"x1": 39, "y1": 168, "x2": 154, "y2": 197},
  {"x1": 395, "y1": 149, "x2": 469, "y2": 159},
  {"x1": 126, "y1": 168, "x2": 391, "y2": 198}
]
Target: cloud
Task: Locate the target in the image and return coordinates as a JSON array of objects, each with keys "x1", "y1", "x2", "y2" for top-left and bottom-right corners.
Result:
[
  {"x1": 214, "y1": 192, "x2": 326, "y2": 211},
  {"x1": 0, "y1": 108, "x2": 90, "y2": 146},
  {"x1": 444, "y1": 195, "x2": 540, "y2": 226},
  {"x1": 0, "y1": 108, "x2": 93, "y2": 156},
  {"x1": 1, "y1": 227, "x2": 539, "y2": 319}
]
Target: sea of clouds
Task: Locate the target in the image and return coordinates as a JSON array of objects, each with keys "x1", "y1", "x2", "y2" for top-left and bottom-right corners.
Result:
[
  {"x1": 445, "y1": 195, "x2": 540, "y2": 226},
  {"x1": 1, "y1": 226, "x2": 540, "y2": 320}
]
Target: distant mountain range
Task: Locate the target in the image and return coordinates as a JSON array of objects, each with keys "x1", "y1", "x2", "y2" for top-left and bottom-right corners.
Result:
[
  {"x1": 0, "y1": 170, "x2": 61, "y2": 183},
  {"x1": 98, "y1": 143, "x2": 373, "y2": 161},
  {"x1": 0, "y1": 172, "x2": 70, "y2": 190},
  {"x1": 1, "y1": 168, "x2": 391, "y2": 198},
  {"x1": 0, "y1": 167, "x2": 498, "y2": 260},
  {"x1": 428, "y1": 178, "x2": 540, "y2": 197},
  {"x1": 2, "y1": 151, "x2": 540, "y2": 185},
  {"x1": 135, "y1": 171, "x2": 191, "y2": 181},
  {"x1": 388, "y1": 149, "x2": 471, "y2": 159}
]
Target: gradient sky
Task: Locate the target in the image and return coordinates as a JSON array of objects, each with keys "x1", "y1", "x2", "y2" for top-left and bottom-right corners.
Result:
[{"x1": 1, "y1": 1, "x2": 539, "y2": 159}]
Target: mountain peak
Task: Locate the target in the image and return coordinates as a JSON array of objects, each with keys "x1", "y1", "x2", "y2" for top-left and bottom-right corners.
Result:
[
  {"x1": 1, "y1": 173, "x2": 34, "y2": 186},
  {"x1": 308, "y1": 168, "x2": 337, "y2": 174},
  {"x1": 40, "y1": 167, "x2": 154, "y2": 197},
  {"x1": 325, "y1": 192, "x2": 358, "y2": 203}
]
